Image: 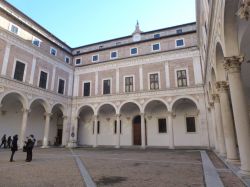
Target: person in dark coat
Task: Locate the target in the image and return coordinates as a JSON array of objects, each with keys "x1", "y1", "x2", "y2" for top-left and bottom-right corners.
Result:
[
  {"x1": 0, "y1": 134, "x2": 7, "y2": 148},
  {"x1": 26, "y1": 135, "x2": 36, "y2": 162},
  {"x1": 7, "y1": 136, "x2": 12, "y2": 148},
  {"x1": 10, "y1": 135, "x2": 18, "y2": 162}
]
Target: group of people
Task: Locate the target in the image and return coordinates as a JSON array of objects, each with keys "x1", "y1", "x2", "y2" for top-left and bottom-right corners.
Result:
[{"x1": 1, "y1": 134, "x2": 36, "y2": 162}]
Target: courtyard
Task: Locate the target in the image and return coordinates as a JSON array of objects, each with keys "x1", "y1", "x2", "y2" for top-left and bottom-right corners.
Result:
[{"x1": 0, "y1": 148, "x2": 246, "y2": 187}]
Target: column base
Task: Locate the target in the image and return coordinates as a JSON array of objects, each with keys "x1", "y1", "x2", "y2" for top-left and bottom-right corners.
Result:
[
  {"x1": 67, "y1": 141, "x2": 77, "y2": 148},
  {"x1": 238, "y1": 169, "x2": 250, "y2": 176},
  {"x1": 169, "y1": 146, "x2": 175, "y2": 149},
  {"x1": 93, "y1": 145, "x2": 97, "y2": 148},
  {"x1": 115, "y1": 145, "x2": 120, "y2": 149},
  {"x1": 41, "y1": 145, "x2": 49, "y2": 148},
  {"x1": 141, "y1": 146, "x2": 146, "y2": 149}
]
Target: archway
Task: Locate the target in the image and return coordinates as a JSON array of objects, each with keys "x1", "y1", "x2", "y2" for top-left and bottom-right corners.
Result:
[{"x1": 132, "y1": 115, "x2": 141, "y2": 145}]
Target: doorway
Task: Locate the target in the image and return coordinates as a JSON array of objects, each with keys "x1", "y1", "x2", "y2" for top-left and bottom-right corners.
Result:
[{"x1": 133, "y1": 115, "x2": 141, "y2": 145}]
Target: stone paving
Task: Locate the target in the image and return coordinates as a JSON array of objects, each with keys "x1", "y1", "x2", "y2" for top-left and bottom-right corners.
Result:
[{"x1": 0, "y1": 147, "x2": 246, "y2": 187}]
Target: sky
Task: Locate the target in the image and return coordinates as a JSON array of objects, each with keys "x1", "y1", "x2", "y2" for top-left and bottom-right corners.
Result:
[{"x1": 6, "y1": 0, "x2": 196, "y2": 48}]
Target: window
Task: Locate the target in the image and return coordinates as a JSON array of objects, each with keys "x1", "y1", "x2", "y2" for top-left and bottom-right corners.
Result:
[
  {"x1": 65, "y1": 56, "x2": 70, "y2": 64},
  {"x1": 50, "y1": 47, "x2": 57, "y2": 56},
  {"x1": 176, "y1": 29, "x2": 182, "y2": 34},
  {"x1": 76, "y1": 50, "x2": 80, "y2": 54},
  {"x1": 110, "y1": 51, "x2": 118, "y2": 59},
  {"x1": 39, "y1": 71, "x2": 48, "y2": 89},
  {"x1": 154, "y1": 33, "x2": 160, "y2": 38},
  {"x1": 103, "y1": 79, "x2": 111, "y2": 94},
  {"x1": 83, "y1": 82, "x2": 90, "y2": 96},
  {"x1": 158, "y1": 119, "x2": 167, "y2": 133},
  {"x1": 176, "y1": 39, "x2": 184, "y2": 47},
  {"x1": 177, "y1": 70, "x2": 187, "y2": 87},
  {"x1": 125, "y1": 76, "x2": 133, "y2": 92},
  {"x1": 130, "y1": 48, "x2": 138, "y2": 55},
  {"x1": 32, "y1": 37, "x2": 41, "y2": 47},
  {"x1": 58, "y1": 79, "x2": 65, "y2": 94},
  {"x1": 14, "y1": 61, "x2": 25, "y2": 81},
  {"x1": 149, "y1": 73, "x2": 159, "y2": 90},
  {"x1": 120, "y1": 121, "x2": 122, "y2": 134},
  {"x1": 186, "y1": 117, "x2": 196, "y2": 132},
  {"x1": 114, "y1": 120, "x2": 122, "y2": 134},
  {"x1": 152, "y1": 43, "x2": 160, "y2": 51},
  {"x1": 116, "y1": 42, "x2": 121, "y2": 45},
  {"x1": 93, "y1": 121, "x2": 95, "y2": 134},
  {"x1": 75, "y1": 58, "x2": 81, "y2": 65},
  {"x1": 97, "y1": 121, "x2": 100, "y2": 134},
  {"x1": 92, "y1": 55, "x2": 99, "y2": 62},
  {"x1": 10, "y1": 24, "x2": 18, "y2": 34}
]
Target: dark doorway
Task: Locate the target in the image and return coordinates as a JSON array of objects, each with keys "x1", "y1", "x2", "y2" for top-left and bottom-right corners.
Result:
[
  {"x1": 133, "y1": 115, "x2": 141, "y2": 145},
  {"x1": 56, "y1": 129, "x2": 62, "y2": 146}
]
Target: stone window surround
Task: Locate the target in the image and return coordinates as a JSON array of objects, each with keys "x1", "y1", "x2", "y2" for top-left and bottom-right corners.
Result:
[
  {"x1": 8, "y1": 23, "x2": 19, "y2": 35},
  {"x1": 123, "y1": 74, "x2": 135, "y2": 93},
  {"x1": 75, "y1": 57, "x2": 82, "y2": 65},
  {"x1": 92, "y1": 54, "x2": 99, "y2": 62},
  {"x1": 50, "y1": 47, "x2": 57, "y2": 56},
  {"x1": 185, "y1": 115, "x2": 198, "y2": 134},
  {"x1": 151, "y1": 43, "x2": 161, "y2": 52},
  {"x1": 110, "y1": 50, "x2": 118, "y2": 59},
  {"x1": 12, "y1": 58, "x2": 28, "y2": 83},
  {"x1": 175, "y1": 38, "x2": 185, "y2": 48},
  {"x1": 174, "y1": 67, "x2": 189, "y2": 87},
  {"x1": 82, "y1": 80, "x2": 92, "y2": 96},
  {"x1": 102, "y1": 77, "x2": 112, "y2": 95},
  {"x1": 37, "y1": 68, "x2": 50, "y2": 90},
  {"x1": 130, "y1": 47, "x2": 138, "y2": 56},
  {"x1": 32, "y1": 36, "x2": 41, "y2": 47},
  {"x1": 57, "y1": 76, "x2": 66, "y2": 95},
  {"x1": 148, "y1": 71, "x2": 161, "y2": 90}
]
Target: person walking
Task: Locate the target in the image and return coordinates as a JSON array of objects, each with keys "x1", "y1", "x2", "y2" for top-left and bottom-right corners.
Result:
[
  {"x1": 10, "y1": 135, "x2": 18, "y2": 162},
  {"x1": 0, "y1": 134, "x2": 7, "y2": 148},
  {"x1": 26, "y1": 135, "x2": 36, "y2": 162},
  {"x1": 7, "y1": 136, "x2": 12, "y2": 148}
]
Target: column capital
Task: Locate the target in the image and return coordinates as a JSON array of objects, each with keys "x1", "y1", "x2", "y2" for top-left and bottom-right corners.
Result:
[
  {"x1": 115, "y1": 114, "x2": 121, "y2": 118},
  {"x1": 212, "y1": 94, "x2": 220, "y2": 103},
  {"x1": 236, "y1": 1, "x2": 250, "y2": 20},
  {"x1": 44, "y1": 112, "x2": 53, "y2": 117},
  {"x1": 166, "y1": 111, "x2": 175, "y2": 118},
  {"x1": 224, "y1": 56, "x2": 244, "y2": 73},
  {"x1": 22, "y1": 108, "x2": 31, "y2": 113},
  {"x1": 216, "y1": 81, "x2": 229, "y2": 92}
]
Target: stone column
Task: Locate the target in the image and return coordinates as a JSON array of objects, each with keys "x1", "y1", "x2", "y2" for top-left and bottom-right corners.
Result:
[
  {"x1": 93, "y1": 115, "x2": 98, "y2": 148},
  {"x1": 209, "y1": 102, "x2": 219, "y2": 152},
  {"x1": 212, "y1": 94, "x2": 226, "y2": 156},
  {"x1": 224, "y1": 56, "x2": 250, "y2": 175},
  {"x1": 20, "y1": 108, "x2": 30, "y2": 148},
  {"x1": 216, "y1": 81, "x2": 238, "y2": 161},
  {"x1": 141, "y1": 113, "x2": 146, "y2": 149},
  {"x1": 167, "y1": 112, "x2": 174, "y2": 149},
  {"x1": 61, "y1": 116, "x2": 68, "y2": 146},
  {"x1": 115, "y1": 114, "x2": 120, "y2": 148},
  {"x1": 42, "y1": 112, "x2": 52, "y2": 147},
  {"x1": 68, "y1": 115, "x2": 78, "y2": 148}
]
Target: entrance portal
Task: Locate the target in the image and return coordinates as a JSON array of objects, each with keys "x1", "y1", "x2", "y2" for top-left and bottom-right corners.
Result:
[{"x1": 133, "y1": 115, "x2": 141, "y2": 145}]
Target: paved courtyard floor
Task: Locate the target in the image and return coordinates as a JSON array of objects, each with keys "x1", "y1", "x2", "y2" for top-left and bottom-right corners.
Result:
[{"x1": 0, "y1": 147, "x2": 246, "y2": 187}]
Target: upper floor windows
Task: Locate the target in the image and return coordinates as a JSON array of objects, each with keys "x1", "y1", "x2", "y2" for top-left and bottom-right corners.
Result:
[
  {"x1": 13, "y1": 61, "x2": 25, "y2": 82},
  {"x1": 176, "y1": 29, "x2": 183, "y2": 34},
  {"x1": 50, "y1": 47, "x2": 57, "y2": 56},
  {"x1": 103, "y1": 79, "x2": 111, "y2": 95},
  {"x1": 9, "y1": 24, "x2": 19, "y2": 35},
  {"x1": 176, "y1": 39, "x2": 185, "y2": 47},
  {"x1": 83, "y1": 82, "x2": 91, "y2": 96},
  {"x1": 75, "y1": 58, "x2": 82, "y2": 65},
  {"x1": 92, "y1": 54, "x2": 99, "y2": 62},
  {"x1": 154, "y1": 33, "x2": 160, "y2": 38},
  {"x1": 149, "y1": 73, "x2": 159, "y2": 90},
  {"x1": 176, "y1": 70, "x2": 187, "y2": 87},
  {"x1": 65, "y1": 56, "x2": 70, "y2": 64},
  {"x1": 152, "y1": 43, "x2": 160, "y2": 51},
  {"x1": 58, "y1": 78, "x2": 65, "y2": 95},
  {"x1": 124, "y1": 76, "x2": 134, "y2": 93},
  {"x1": 130, "y1": 47, "x2": 138, "y2": 55},
  {"x1": 76, "y1": 50, "x2": 80, "y2": 54},
  {"x1": 38, "y1": 70, "x2": 48, "y2": 89},
  {"x1": 32, "y1": 37, "x2": 41, "y2": 47},
  {"x1": 110, "y1": 51, "x2": 118, "y2": 59}
]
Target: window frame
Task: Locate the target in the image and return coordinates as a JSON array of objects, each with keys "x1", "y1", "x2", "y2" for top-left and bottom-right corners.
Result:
[
  {"x1": 175, "y1": 38, "x2": 185, "y2": 48},
  {"x1": 57, "y1": 77, "x2": 66, "y2": 95},
  {"x1": 50, "y1": 47, "x2": 57, "y2": 56},
  {"x1": 185, "y1": 116, "x2": 197, "y2": 133},
  {"x1": 153, "y1": 33, "x2": 160, "y2": 38},
  {"x1": 102, "y1": 78, "x2": 112, "y2": 95},
  {"x1": 9, "y1": 23, "x2": 19, "y2": 35},
  {"x1": 37, "y1": 69, "x2": 49, "y2": 89},
  {"x1": 175, "y1": 68, "x2": 189, "y2": 87},
  {"x1": 12, "y1": 59, "x2": 27, "y2": 82},
  {"x1": 65, "y1": 56, "x2": 70, "y2": 64},
  {"x1": 92, "y1": 54, "x2": 99, "y2": 62},
  {"x1": 130, "y1": 47, "x2": 138, "y2": 56},
  {"x1": 110, "y1": 50, "x2": 118, "y2": 59},
  {"x1": 75, "y1": 58, "x2": 82, "y2": 65},
  {"x1": 158, "y1": 118, "x2": 167, "y2": 133},
  {"x1": 123, "y1": 75, "x2": 135, "y2": 93},
  {"x1": 83, "y1": 81, "x2": 91, "y2": 97},
  {"x1": 32, "y1": 37, "x2": 41, "y2": 47},
  {"x1": 148, "y1": 72, "x2": 161, "y2": 90},
  {"x1": 176, "y1": 29, "x2": 183, "y2": 34},
  {"x1": 151, "y1": 43, "x2": 161, "y2": 52}
]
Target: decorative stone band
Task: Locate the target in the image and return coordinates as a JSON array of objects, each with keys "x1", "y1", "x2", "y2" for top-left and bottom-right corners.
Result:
[
  {"x1": 236, "y1": 0, "x2": 250, "y2": 20},
  {"x1": 216, "y1": 81, "x2": 229, "y2": 92},
  {"x1": 224, "y1": 56, "x2": 244, "y2": 73},
  {"x1": 212, "y1": 94, "x2": 220, "y2": 103}
]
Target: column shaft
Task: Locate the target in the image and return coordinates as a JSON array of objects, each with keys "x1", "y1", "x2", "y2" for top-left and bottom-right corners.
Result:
[
  {"x1": 93, "y1": 115, "x2": 98, "y2": 148},
  {"x1": 43, "y1": 113, "x2": 52, "y2": 147},
  {"x1": 167, "y1": 112, "x2": 174, "y2": 149},
  {"x1": 116, "y1": 115, "x2": 120, "y2": 148},
  {"x1": 141, "y1": 113, "x2": 146, "y2": 149},
  {"x1": 20, "y1": 109, "x2": 29, "y2": 148}
]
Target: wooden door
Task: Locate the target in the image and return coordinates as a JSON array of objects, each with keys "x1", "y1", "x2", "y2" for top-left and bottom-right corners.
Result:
[
  {"x1": 57, "y1": 129, "x2": 62, "y2": 145},
  {"x1": 133, "y1": 123, "x2": 141, "y2": 145}
]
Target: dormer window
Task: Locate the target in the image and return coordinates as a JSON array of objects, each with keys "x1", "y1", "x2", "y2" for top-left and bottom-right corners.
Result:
[
  {"x1": 154, "y1": 34, "x2": 160, "y2": 38},
  {"x1": 176, "y1": 29, "x2": 183, "y2": 34}
]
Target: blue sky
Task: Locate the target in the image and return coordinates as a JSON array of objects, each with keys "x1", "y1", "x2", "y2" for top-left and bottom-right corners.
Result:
[{"x1": 6, "y1": 0, "x2": 196, "y2": 48}]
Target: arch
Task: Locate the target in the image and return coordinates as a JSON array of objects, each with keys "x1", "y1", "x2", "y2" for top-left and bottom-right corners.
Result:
[
  {"x1": 51, "y1": 103, "x2": 66, "y2": 116},
  {"x1": 142, "y1": 98, "x2": 169, "y2": 112},
  {"x1": 29, "y1": 97, "x2": 50, "y2": 113},
  {"x1": 0, "y1": 91, "x2": 28, "y2": 109},
  {"x1": 77, "y1": 104, "x2": 95, "y2": 116},
  {"x1": 118, "y1": 100, "x2": 142, "y2": 114},
  {"x1": 96, "y1": 102, "x2": 117, "y2": 115},
  {"x1": 170, "y1": 96, "x2": 199, "y2": 111},
  {"x1": 215, "y1": 42, "x2": 227, "y2": 81}
]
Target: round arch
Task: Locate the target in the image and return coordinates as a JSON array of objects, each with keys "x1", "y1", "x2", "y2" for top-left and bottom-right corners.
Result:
[
  {"x1": 142, "y1": 98, "x2": 169, "y2": 112},
  {"x1": 96, "y1": 102, "x2": 118, "y2": 115},
  {"x1": 51, "y1": 103, "x2": 66, "y2": 116},
  {"x1": 77, "y1": 104, "x2": 95, "y2": 116},
  {"x1": 118, "y1": 100, "x2": 142, "y2": 114},
  {"x1": 29, "y1": 97, "x2": 50, "y2": 113},
  {"x1": 0, "y1": 91, "x2": 28, "y2": 109},
  {"x1": 170, "y1": 96, "x2": 199, "y2": 111}
]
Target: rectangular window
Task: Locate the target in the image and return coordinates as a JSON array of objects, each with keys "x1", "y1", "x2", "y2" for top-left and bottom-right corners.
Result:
[
  {"x1": 65, "y1": 56, "x2": 70, "y2": 64},
  {"x1": 154, "y1": 33, "x2": 160, "y2": 38},
  {"x1": 177, "y1": 70, "x2": 187, "y2": 87},
  {"x1": 110, "y1": 51, "x2": 118, "y2": 59},
  {"x1": 152, "y1": 43, "x2": 160, "y2": 51},
  {"x1": 58, "y1": 79, "x2": 65, "y2": 94},
  {"x1": 10, "y1": 24, "x2": 18, "y2": 34},
  {"x1": 149, "y1": 73, "x2": 159, "y2": 90},
  {"x1": 92, "y1": 55, "x2": 99, "y2": 62},
  {"x1": 14, "y1": 61, "x2": 25, "y2": 81},
  {"x1": 75, "y1": 58, "x2": 81, "y2": 65},
  {"x1": 176, "y1": 29, "x2": 183, "y2": 34},
  {"x1": 50, "y1": 47, "x2": 57, "y2": 56},
  {"x1": 130, "y1": 48, "x2": 138, "y2": 55},
  {"x1": 93, "y1": 121, "x2": 95, "y2": 134},
  {"x1": 114, "y1": 120, "x2": 117, "y2": 134},
  {"x1": 158, "y1": 118, "x2": 167, "y2": 133},
  {"x1": 176, "y1": 39, "x2": 184, "y2": 47},
  {"x1": 83, "y1": 82, "x2": 90, "y2": 96},
  {"x1": 103, "y1": 79, "x2": 111, "y2": 95},
  {"x1": 125, "y1": 76, "x2": 133, "y2": 92},
  {"x1": 32, "y1": 37, "x2": 41, "y2": 47},
  {"x1": 186, "y1": 117, "x2": 196, "y2": 132},
  {"x1": 97, "y1": 121, "x2": 100, "y2": 134},
  {"x1": 76, "y1": 50, "x2": 80, "y2": 54},
  {"x1": 120, "y1": 120, "x2": 122, "y2": 134},
  {"x1": 39, "y1": 71, "x2": 48, "y2": 89}
]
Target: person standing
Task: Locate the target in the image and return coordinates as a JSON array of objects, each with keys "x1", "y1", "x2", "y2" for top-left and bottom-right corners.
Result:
[
  {"x1": 10, "y1": 135, "x2": 18, "y2": 162},
  {"x1": 7, "y1": 136, "x2": 12, "y2": 148},
  {"x1": 26, "y1": 135, "x2": 36, "y2": 162},
  {"x1": 0, "y1": 134, "x2": 7, "y2": 148}
]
